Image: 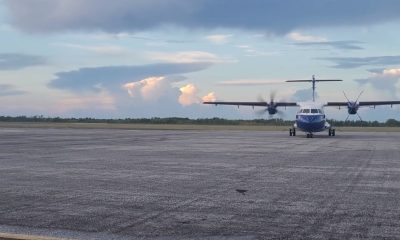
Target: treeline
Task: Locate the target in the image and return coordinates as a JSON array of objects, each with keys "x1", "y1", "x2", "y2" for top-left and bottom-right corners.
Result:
[{"x1": 0, "y1": 116, "x2": 400, "y2": 127}]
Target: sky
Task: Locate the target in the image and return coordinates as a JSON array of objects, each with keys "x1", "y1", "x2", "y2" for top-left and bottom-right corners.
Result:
[{"x1": 1, "y1": 0, "x2": 400, "y2": 121}]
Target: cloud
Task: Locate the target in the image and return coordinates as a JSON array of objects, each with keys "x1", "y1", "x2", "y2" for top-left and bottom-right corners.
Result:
[
  {"x1": 319, "y1": 55, "x2": 400, "y2": 68},
  {"x1": 295, "y1": 41, "x2": 364, "y2": 50},
  {"x1": 0, "y1": 53, "x2": 45, "y2": 70},
  {"x1": 0, "y1": 84, "x2": 27, "y2": 96},
  {"x1": 205, "y1": 34, "x2": 232, "y2": 44},
  {"x1": 147, "y1": 51, "x2": 229, "y2": 63},
  {"x1": 48, "y1": 62, "x2": 212, "y2": 92},
  {"x1": 292, "y1": 88, "x2": 317, "y2": 102},
  {"x1": 234, "y1": 45, "x2": 278, "y2": 57},
  {"x1": 6, "y1": 0, "x2": 400, "y2": 34},
  {"x1": 179, "y1": 84, "x2": 200, "y2": 106},
  {"x1": 287, "y1": 32, "x2": 363, "y2": 50},
  {"x1": 57, "y1": 43, "x2": 127, "y2": 55},
  {"x1": 123, "y1": 76, "x2": 175, "y2": 101},
  {"x1": 202, "y1": 92, "x2": 217, "y2": 102},
  {"x1": 286, "y1": 32, "x2": 327, "y2": 42},
  {"x1": 46, "y1": 61, "x2": 231, "y2": 118},
  {"x1": 355, "y1": 67, "x2": 400, "y2": 96}
]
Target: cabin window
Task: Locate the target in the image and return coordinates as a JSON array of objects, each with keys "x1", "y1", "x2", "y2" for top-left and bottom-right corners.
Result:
[{"x1": 311, "y1": 109, "x2": 318, "y2": 113}]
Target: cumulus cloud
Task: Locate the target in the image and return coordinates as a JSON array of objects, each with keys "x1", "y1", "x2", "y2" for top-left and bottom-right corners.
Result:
[
  {"x1": 6, "y1": 0, "x2": 400, "y2": 34},
  {"x1": 292, "y1": 88, "x2": 318, "y2": 102},
  {"x1": 320, "y1": 55, "x2": 400, "y2": 69},
  {"x1": 123, "y1": 76, "x2": 172, "y2": 101},
  {"x1": 178, "y1": 84, "x2": 218, "y2": 106},
  {"x1": 0, "y1": 53, "x2": 45, "y2": 70},
  {"x1": 202, "y1": 92, "x2": 217, "y2": 102},
  {"x1": 355, "y1": 68, "x2": 400, "y2": 96},
  {"x1": 0, "y1": 84, "x2": 27, "y2": 96},
  {"x1": 178, "y1": 84, "x2": 200, "y2": 106},
  {"x1": 382, "y1": 68, "x2": 400, "y2": 76}
]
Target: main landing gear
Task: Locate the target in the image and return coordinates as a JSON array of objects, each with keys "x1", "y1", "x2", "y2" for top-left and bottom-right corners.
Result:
[
  {"x1": 289, "y1": 128, "x2": 296, "y2": 136},
  {"x1": 328, "y1": 128, "x2": 336, "y2": 137}
]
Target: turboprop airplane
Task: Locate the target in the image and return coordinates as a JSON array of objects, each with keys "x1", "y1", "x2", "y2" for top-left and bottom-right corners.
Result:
[{"x1": 203, "y1": 75, "x2": 400, "y2": 138}]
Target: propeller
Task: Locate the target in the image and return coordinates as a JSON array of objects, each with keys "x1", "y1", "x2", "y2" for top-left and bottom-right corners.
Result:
[
  {"x1": 256, "y1": 92, "x2": 285, "y2": 118},
  {"x1": 343, "y1": 90, "x2": 364, "y2": 121}
]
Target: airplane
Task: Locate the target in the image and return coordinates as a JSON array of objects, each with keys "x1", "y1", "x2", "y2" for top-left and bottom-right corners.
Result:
[{"x1": 203, "y1": 75, "x2": 400, "y2": 138}]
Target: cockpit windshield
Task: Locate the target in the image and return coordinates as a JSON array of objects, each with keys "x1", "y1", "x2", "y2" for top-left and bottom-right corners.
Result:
[{"x1": 300, "y1": 108, "x2": 323, "y2": 114}]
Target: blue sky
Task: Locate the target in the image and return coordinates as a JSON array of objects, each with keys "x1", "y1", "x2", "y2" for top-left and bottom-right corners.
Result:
[{"x1": 1, "y1": 0, "x2": 400, "y2": 121}]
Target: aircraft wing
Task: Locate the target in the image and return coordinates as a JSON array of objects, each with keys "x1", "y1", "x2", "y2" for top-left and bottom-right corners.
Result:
[
  {"x1": 203, "y1": 101, "x2": 298, "y2": 107},
  {"x1": 326, "y1": 101, "x2": 400, "y2": 107},
  {"x1": 358, "y1": 101, "x2": 400, "y2": 106}
]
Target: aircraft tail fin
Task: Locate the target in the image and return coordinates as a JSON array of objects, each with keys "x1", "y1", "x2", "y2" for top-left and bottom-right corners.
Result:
[{"x1": 286, "y1": 76, "x2": 343, "y2": 102}]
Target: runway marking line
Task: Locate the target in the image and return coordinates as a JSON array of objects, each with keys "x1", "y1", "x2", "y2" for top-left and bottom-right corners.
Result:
[{"x1": 0, "y1": 233, "x2": 72, "y2": 240}]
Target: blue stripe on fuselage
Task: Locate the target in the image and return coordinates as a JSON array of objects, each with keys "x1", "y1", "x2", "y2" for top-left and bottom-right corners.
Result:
[{"x1": 296, "y1": 114, "x2": 325, "y2": 133}]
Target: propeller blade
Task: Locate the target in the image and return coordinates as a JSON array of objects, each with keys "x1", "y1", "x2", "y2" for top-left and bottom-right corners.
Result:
[
  {"x1": 257, "y1": 95, "x2": 265, "y2": 102},
  {"x1": 277, "y1": 109, "x2": 285, "y2": 119},
  {"x1": 355, "y1": 90, "x2": 364, "y2": 103},
  {"x1": 269, "y1": 91, "x2": 277, "y2": 104},
  {"x1": 268, "y1": 113, "x2": 275, "y2": 120},
  {"x1": 343, "y1": 91, "x2": 350, "y2": 103},
  {"x1": 356, "y1": 112, "x2": 363, "y2": 121},
  {"x1": 255, "y1": 108, "x2": 268, "y2": 116}
]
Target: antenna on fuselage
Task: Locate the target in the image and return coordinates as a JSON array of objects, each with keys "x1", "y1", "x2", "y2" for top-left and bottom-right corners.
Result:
[{"x1": 286, "y1": 75, "x2": 343, "y2": 102}]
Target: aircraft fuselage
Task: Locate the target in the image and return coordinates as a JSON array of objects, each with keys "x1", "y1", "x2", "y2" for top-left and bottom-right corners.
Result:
[{"x1": 294, "y1": 102, "x2": 331, "y2": 135}]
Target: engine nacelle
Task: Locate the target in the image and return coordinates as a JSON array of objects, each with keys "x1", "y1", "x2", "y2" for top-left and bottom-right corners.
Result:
[
  {"x1": 347, "y1": 102, "x2": 359, "y2": 115},
  {"x1": 267, "y1": 106, "x2": 278, "y2": 115}
]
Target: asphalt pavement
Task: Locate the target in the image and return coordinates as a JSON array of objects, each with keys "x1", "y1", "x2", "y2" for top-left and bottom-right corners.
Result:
[{"x1": 0, "y1": 128, "x2": 399, "y2": 239}]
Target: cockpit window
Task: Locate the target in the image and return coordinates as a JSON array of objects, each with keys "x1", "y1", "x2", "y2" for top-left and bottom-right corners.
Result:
[
  {"x1": 311, "y1": 109, "x2": 318, "y2": 113},
  {"x1": 303, "y1": 109, "x2": 310, "y2": 113}
]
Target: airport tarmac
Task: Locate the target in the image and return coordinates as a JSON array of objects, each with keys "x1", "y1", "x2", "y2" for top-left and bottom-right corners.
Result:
[{"x1": 0, "y1": 127, "x2": 400, "y2": 239}]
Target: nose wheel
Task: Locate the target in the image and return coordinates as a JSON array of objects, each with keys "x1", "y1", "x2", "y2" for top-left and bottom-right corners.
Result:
[
  {"x1": 328, "y1": 128, "x2": 336, "y2": 136},
  {"x1": 289, "y1": 128, "x2": 296, "y2": 136},
  {"x1": 306, "y1": 133, "x2": 313, "y2": 138}
]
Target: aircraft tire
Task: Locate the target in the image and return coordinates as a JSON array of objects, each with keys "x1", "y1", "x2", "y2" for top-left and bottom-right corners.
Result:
[{"x1": 332, "y1": 129, "x2": 336, "y2": 136}]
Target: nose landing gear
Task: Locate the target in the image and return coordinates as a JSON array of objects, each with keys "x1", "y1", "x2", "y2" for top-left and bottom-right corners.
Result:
[{"x1": 306, "y1": 133, "x2": 313, "y2": 138}]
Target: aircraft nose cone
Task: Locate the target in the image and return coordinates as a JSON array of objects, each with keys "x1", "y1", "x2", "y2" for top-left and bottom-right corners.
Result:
[{"x1": 302, "y1": 115, "x2": 316, "y2": 123}]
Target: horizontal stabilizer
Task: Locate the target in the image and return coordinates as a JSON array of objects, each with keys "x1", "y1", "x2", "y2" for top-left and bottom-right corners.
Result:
[{"x1": 286, "y1": 79, "x2": 342, "y2": 82}]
